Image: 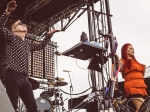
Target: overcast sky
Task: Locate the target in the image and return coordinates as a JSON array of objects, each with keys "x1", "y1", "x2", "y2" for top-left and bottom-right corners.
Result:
[{"x1": 33, "y1": 1, "x2": 150, "y2": 111}]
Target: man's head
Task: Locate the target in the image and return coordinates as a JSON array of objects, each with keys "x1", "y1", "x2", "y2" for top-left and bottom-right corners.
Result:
[{"x1": 6, "y1": 19, "x2": 27, "y2": 33}]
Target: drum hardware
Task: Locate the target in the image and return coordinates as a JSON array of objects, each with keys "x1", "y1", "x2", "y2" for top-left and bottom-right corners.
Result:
[
  {"x1": 40, "y1": 88, "x2": 60, "y2": 98},
  {"x1": 51, "y1": 99, "x2": 60, "y2": 106},
  {"x1": 60, "y1": 94, "x2": 68, "y2": 112},
  {"x1": 51, "y1": 91, "x2": 61, "y2": 106},
  {"x1": 37, "y1": 85, "x2": 68, "y2": 112},
  {"x1": 51, "y1": 91, "x2": 68, "y2": 112}
]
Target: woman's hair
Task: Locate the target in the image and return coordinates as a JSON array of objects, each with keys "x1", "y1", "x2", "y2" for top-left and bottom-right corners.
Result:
[{"x1": 121, "y1": 43, "x2": 139, "y2": 69}]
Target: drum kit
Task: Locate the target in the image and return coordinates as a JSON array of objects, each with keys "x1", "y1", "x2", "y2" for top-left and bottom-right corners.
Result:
[{"x1": 19, "y1": 77, "x2": 68, "y2": 112}]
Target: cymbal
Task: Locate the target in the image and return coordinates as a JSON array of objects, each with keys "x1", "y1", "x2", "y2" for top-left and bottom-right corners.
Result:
[{"x1": 49, "y1": 81, "x2": 68, "y2": 87}]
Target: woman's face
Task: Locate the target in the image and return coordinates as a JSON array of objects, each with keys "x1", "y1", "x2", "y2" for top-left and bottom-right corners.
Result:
[{"x1": 126, "y1": 45, "x2": 134, "y2": 57}]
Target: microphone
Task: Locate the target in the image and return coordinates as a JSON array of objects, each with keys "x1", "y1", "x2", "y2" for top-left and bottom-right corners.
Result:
[
  {"x1": 80, "y1": 31, "x2": 88, "y2": 42},
  {"x1": 55, "y1": 51, "x2": 62, "y2": 56},
  {"x1": 63, "y1": 70, "x2": 71, "y2": 72}
]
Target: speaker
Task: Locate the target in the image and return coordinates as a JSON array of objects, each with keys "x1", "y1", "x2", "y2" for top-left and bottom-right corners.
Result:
[{"x1": 0, "y1": 80, "x2": 15, "y2": 112}]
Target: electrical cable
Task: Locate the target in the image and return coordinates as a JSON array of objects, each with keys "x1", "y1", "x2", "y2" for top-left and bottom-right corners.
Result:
[
  {"x1": 67, "y1": 97, "x2": 95, "y2": 112},
  {"x1": 115, "y1": 99, "x2": 133, "y2": 112},
  {"x1": 60, "y1": 87, "x2": 92, "y2": 96},
  {"x1": 88, "y1": 70, "x2": 92, "y2": 88},
  {"x1": 74, "y1": 100, "x2": 89, "y2": 112},
  {"x1": 73, "y1": 95, "x2": 103, "y2": 112},
  {"x1": 102, "y1": 94, "x2": 131, "y2": 112},
  {"x1": 76, "y1": 59, "x2": 88, "y2": 70}
]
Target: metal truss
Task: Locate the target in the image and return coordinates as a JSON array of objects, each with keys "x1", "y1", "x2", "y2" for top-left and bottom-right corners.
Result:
[
  {"x1": 30, "y1": 7, "x2": 78, "y2": 35},
  {"x1": 24, "y1": 0, "x2": 52, "y2": 18}
]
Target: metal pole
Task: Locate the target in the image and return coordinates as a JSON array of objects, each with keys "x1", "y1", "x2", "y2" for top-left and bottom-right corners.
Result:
[
  {"x1": 87, "y1": 0, "x2": 97, "y2": 90},
  {"x1": 105, "y1": 0, "x2": 115, "y2": 64}
]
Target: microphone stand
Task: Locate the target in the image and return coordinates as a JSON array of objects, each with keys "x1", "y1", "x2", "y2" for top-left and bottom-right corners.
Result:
[{"x1": 68, "y1": 72, "x2": 73, "y2": 112}]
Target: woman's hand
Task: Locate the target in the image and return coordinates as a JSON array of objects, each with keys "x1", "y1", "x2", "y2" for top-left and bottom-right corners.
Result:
[
  {"x1": 6, "y1": 0, "x2": 17, "y2": 14},
  {"x1": 118, "y1": 59, "x2": 124, "y2": 71}
]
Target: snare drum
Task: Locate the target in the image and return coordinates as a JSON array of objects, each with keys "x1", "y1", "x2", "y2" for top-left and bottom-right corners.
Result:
[{"x1": 36, "y1": 97, "x2": 54, "y2": 112}]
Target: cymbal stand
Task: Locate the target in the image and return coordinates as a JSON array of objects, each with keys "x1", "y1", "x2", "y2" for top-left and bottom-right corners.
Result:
[
  {"x1": 54, "y1": 49, "x2": 60, "y2": 112},
  {"x1": 55, "y1": 49, "x2": 62, "y2": 112},
  {"x1": 53, "y1": 89, "x2": 61, "y2": 112},
  {"x1": 60, "y1": 93, "x2": 68, "y2": 112},
  {"x1": 68, "y1": 72, "x2": 73, "y2": 112}
]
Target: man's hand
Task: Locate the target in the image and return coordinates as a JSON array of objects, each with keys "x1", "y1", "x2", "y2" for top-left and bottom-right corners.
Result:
[
  {"x1": 47, "y1": 30, "x2": 60, "y2": 35},
  {"x1": 6, "y1": 0, "x2": 17, "y2": 14}
]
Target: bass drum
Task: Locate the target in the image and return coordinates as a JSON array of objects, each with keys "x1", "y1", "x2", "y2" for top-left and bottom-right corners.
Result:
[{"x1": 36, "y1": 97, "x2": 54, "y2": 112}]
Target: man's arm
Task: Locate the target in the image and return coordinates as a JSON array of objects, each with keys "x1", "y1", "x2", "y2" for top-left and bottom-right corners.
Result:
[
  {"x1": 0, "y1": 1, "x2": 17, "y2": 40},
  {"x1": 28, "y1": 30, "x2": 60, "y2": 51},
  {"x1": 28, "y1": 34, "x2": 52, "y2": 52},
  {"x1": 0, "y1": 12, "x2": 14, "y2": 40}
]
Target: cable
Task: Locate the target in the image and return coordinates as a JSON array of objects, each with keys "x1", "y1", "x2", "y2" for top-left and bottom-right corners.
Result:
[
  {"x1": 102, "y1": 94, "x2": 132, "y2": 112},
  {"x1": 88, "y1": 70, "x2": 92, "y2": 88},
  {"x1": 115, "y1": 98, "x2": 134, "y2": 112},
  {"x1": 74, "y1": 100, "x2": 89, "y2": 112},
  {"x1": 67, "y1": 97, "x2": 95, "y2": 112},
  {"x1": 76, "y1": 59, "x2": 88, "y2": 70},
  {"x1": 60, "y1": 87, "x2": 92, "y2": 95}
]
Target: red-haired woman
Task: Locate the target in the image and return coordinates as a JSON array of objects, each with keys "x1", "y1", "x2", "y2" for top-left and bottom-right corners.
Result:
[{"x1": 119, "y1": 43, "x2": 147, "y2": 112}]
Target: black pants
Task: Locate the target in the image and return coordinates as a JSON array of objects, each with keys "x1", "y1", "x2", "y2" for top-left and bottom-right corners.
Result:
[{"x1": 5, "y1": 69, "x2": 37, "y2": 112}]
